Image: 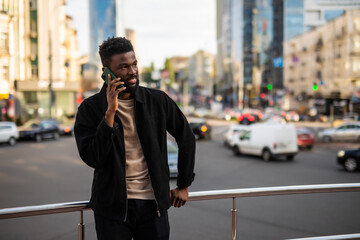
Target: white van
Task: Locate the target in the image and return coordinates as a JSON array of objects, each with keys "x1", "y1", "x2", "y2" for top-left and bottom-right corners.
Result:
[
  {"x1": 0, "y1": 121, "x2": 19, "y2": 146},
  {"x1": 223, "y1": 124, "x2": 249, "y2": 148},
  {"x1": 232, "y1": 123, "x2": 298, "y2": 161}
]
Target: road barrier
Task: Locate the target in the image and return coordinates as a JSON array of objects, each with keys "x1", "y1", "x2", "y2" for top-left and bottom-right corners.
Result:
[{"x1": 1, "y1": 183, "x2": 360, "y2": 240}]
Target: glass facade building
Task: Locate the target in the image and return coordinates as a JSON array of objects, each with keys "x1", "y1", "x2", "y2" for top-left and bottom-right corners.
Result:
[
  {"x1": 284, "y1": 0, "x2": 304, "y2": 41},
  {"x1": 89, "y1": 0, "x2": 125, "y2": 65},
  {"x1": 217, "y1": 0, "x2": 275, "y2": 108}
]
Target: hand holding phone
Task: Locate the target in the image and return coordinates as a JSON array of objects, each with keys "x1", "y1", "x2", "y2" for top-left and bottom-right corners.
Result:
[{"x1": 102, "y1": 67, "x2": 125, "y2": 90}]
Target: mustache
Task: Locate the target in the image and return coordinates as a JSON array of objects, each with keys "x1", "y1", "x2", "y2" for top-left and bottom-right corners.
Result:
[{"x1": 125, "y1": 75, "x2": 138, "y2": 81}]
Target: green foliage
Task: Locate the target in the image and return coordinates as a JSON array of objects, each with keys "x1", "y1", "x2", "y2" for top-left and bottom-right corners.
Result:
[
  {"x1": 141, "y1": 62, "x2": 155, "y2": 84},
  {"x1": 163, "y1": 58, "x2": 175, "y2": 85}
]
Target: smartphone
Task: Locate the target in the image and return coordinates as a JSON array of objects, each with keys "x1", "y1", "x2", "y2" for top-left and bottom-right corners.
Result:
[{"x1": 101, "y1": 67, "x2": 124, "y2": 90}]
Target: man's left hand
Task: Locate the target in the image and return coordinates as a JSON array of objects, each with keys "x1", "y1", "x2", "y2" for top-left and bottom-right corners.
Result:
[{"x1": 170, "y1": 187, "x2": 188, "y2": 208}]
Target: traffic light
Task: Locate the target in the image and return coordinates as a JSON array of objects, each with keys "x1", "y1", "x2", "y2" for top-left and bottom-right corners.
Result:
[
  {"x1": 266, "y1": 84, "x2": 272, "y2": 90},
  {"x1": 312, "y1": 83, "x2": 318, "y2": 91},
  {"x1": 260, "y1": 93, "x2": 266, "y2": 99}
]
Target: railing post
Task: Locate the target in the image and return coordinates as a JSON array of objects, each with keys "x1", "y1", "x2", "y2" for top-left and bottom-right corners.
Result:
[
  {"x1": 231, "y1": 197, "x2": 237, "y2": 240},
  {"x1": 78, "y1": 210, "x2": 84, "y2": 240}
]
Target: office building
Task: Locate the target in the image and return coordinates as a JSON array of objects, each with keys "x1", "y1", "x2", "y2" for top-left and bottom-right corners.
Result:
[
  {"x1": 216, "y1": 0, "x2": 273, "y2": 108},
  {"x1": 188, "y1": 50, "x2": 215, "y2": 99},
  {"x1": 284, "y1": 9, "x2": 360, "y2": 114},
  {"x1": 0, "y1": 0, "x2": 82, "y2": 121},
  {"x1": 285, "y1": 0, "x2": 360, "y2": 41},
  {"x1": 88, "y1": 0, "x2": 125, "y2": 83}
]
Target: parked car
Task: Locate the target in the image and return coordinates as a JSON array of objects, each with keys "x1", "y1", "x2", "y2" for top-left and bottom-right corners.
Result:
[
  {"x1": 238, "y1": 109, "x2": 263, "y2": 125},
  {"x1": 238, "y1": 113, "x2": 256, "y2": 125},
  {"x1": 18, "y1": 119, "x2": 60, "y2": 142},
  {"x1": 0, "y1": 121, "x2": 19, "y2": 146},
  {"x1": 296, "y1": 127, "x2": 314, "y2": 150},
  {"x1": 223, "y1": 124, "x2": 249, "y2": 148},
  {"x1": 333, "y1": 113, "x2": 359, "y2": 127},
  {"x1": 58, "y1": 118, "x2": 75, "y2": 136},
  {"x1": 232, "y1": 123, "x2": 298, "y2": 161},
  {"x1": 188, "y1": 117, "x2": 211, "y2": 140},
  {"x1": 337, "y1": 148, "x2": 360, "y2": 172},
  {"x1": 318, "y1": 122, "x2": 360, "y2": 142},
  {"x1": 167, "y1": 140, "x2": 178, "y2": 178},
  {"x1": 263, "y1": 114, "x2": 287, "y2": 124},
  {"x1": 285, "y1": 111, "x2": 300, "y2": 122}
]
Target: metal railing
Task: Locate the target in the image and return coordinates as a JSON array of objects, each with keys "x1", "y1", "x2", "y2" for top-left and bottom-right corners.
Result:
[{"x1": 1, "y1": 183, "x2": 360, "y2": 240}]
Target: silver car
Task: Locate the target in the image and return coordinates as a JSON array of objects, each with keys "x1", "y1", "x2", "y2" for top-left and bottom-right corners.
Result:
[
  {"x1": 0, "y1": 122, "x2": 19, "y2": 146},
  {"x1": 167, "y1": 140, "x2": 178, "y2": 178},
  {"x1": 318, "y1": 122, "x2": 360, "y2": 142}
]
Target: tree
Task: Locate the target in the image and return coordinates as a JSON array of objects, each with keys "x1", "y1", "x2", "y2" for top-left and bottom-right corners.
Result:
[
  {"x1": 163, "y1": 58, "x2": 175, "y2": 85},
  {"x1": 141, "y1": 62, "x2": 155, "y2": 84}
]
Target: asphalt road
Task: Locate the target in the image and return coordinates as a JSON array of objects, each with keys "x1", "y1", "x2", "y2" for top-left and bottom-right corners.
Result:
[{"x1": 0, "y1": 123, "x2": 360, "y2": 240}]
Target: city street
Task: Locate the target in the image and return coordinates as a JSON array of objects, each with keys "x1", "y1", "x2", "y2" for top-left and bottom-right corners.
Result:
[{"x1": 0, "y1": 122, "x2": 360, "y2": 240}]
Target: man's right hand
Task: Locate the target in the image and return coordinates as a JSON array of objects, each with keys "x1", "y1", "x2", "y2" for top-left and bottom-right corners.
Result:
[{"x1": 105, "y1": 74, "x2": 125, "y2": 127}]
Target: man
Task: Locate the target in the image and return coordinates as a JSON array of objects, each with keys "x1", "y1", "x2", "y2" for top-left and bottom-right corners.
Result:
[{"x1": 74, "y1": 36, "x2": 196, "y2": 240}]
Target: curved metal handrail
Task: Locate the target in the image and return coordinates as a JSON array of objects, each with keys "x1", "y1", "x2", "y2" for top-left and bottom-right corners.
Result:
[
  {"x1": 1, "y1": 183, "x2": 360, "y2": 219},
  {"x1": 1, "y1": 183, "x2": 360, "y2": 240},
  {"x1": 188, "y1": 183, "x2": 360, "y2": 201}
]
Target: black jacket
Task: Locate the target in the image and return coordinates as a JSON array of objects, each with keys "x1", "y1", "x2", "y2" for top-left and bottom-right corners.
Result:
[{"x1": 74, "y1": 84, "x2": 196, "y2": 220}]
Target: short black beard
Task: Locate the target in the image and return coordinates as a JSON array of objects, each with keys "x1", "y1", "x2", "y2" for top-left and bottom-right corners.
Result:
[{"x1": 123, "y1": 76, "x2": 139, "y2": 94}]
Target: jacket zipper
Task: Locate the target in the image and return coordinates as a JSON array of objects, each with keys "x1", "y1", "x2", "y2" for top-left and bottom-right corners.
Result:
[
  {"x1": 148, "y1": 173, "x2": 161, "y2": 217},
  {"x1": 134, "y1": 99, "x2": 161, "y2": 217},
  {"x1": 116, "y1": 113, "x2": 129, "y2": 222}
]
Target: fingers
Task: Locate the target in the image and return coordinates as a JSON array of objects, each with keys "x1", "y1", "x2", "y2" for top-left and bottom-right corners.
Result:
[
  {"x1": 107, "y1": 75, "x2": 125, "y2": 92},
  {"x1": 170, "y1": 189, "x2": 187, "y2": 208},
  {"x1": 174, "y1": 198, "x2": 186, "y2": 208}
]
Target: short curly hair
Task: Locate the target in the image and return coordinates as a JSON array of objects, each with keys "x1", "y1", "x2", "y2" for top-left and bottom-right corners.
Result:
[{"x1": 98, "y1": 37, "x2": 134, "y2": 67}]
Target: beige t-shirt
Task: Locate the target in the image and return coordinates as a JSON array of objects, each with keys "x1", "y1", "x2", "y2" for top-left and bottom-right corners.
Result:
[{"x1": 116, "y1": 99, "x2": 155, "y2": 200}]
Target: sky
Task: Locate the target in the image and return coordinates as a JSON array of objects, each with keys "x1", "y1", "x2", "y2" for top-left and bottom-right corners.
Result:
[{"x1": 65, "y1": 0, "x2": 216, "y2": 68}]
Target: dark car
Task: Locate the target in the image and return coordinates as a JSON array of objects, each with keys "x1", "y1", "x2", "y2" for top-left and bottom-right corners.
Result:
[
  {"x1": 188, "y1": 117, "x2": 211, "y2": 140},
  {"x1": 337, "y1": 148, "x2": 360, "y2": 172},
  {"x1": 237, "y1": 113, "x2": 256, "y2": 125},
  {"x1": 19, "y1": 119, "x2": 60, "y2": 142}
]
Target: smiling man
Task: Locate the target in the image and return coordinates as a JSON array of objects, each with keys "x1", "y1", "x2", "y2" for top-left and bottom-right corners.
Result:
[{"x1": 74, "y1": 37, "x2": 196, "y2": 240}]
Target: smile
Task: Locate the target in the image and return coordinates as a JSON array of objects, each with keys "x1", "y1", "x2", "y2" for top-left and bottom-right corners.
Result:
[{"x1": 127, "y1": 77, "x2": 137, "y2": 84}]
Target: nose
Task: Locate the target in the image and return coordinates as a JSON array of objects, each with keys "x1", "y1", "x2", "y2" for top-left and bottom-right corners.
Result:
[{"x1": 128, "y1": 65, "x2": 137, "y2": 75}]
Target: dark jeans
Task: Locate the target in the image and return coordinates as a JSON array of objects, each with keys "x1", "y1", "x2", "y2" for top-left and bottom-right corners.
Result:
[{"x1": 94, "y1": 199, "x2": 170, "y2": 240}]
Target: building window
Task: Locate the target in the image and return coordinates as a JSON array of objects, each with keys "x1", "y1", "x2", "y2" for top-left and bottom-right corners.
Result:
[
  {"x1": 29, "y1": 0, "x2": 37, "y2": 10},
  {"x1": 1, "y1": 65, "x2": 8, "y2": 80},
  {"x1": 317, "y1": 71, "x2": 322, "y2": 79},
  {"x1": 0, "y1": 32, "x2": 8, "y2": 50},
  {"x1": 355, "y1": 18, "x2": 360, "y2": 31},
  {"x1": 354, "y1": 61, "x2": 360, "y2": 73},
  {"x1": 0, "y1": 0, "x2": 10, "y2": 13},
  {"x1": 24, "y1": 91, "x2": 37, "y2": 104},
  {"x1": 354, "y1": 37, "x2": 360, "y2": 52},
  {"x1": 31, "y1": 66, "x2": 38, "y2": 78},
  {"x1": 30, "y1": 42, "x2": 37, "y2": 56},
  {"x1": 30, "y1": 20, "x2": 37, "y2": 33}
]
